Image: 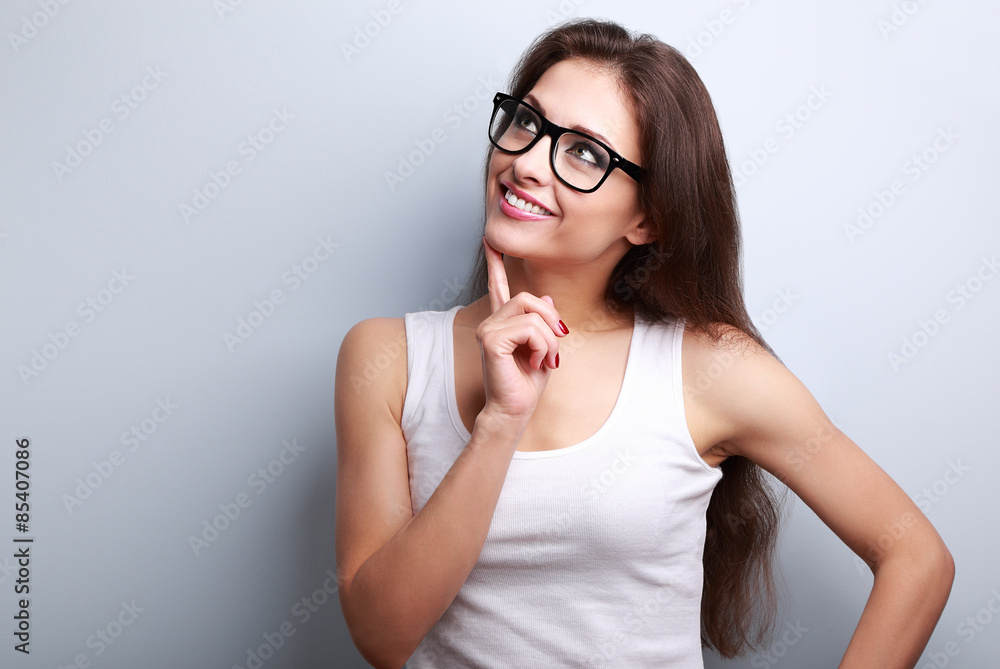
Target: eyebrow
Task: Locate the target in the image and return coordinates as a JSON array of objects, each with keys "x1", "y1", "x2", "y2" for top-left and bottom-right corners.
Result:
[{"x1": 524, "y1": 93, "x2": 618, "y2": 151}]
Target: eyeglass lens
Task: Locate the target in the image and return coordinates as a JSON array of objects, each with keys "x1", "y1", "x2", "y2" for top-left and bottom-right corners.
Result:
[{"x1": 489, "y1": 98, "x2": 611, "y2": 191}]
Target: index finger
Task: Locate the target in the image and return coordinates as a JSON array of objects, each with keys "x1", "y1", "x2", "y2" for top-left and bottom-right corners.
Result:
[{"x1": 483, "y1": 236, "x2": 510, "y2": 313}]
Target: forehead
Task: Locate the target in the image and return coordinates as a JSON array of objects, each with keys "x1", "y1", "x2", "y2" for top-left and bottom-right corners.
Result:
[{"x1": 525, "y1": 58, "x2": 639, "y2": 157}]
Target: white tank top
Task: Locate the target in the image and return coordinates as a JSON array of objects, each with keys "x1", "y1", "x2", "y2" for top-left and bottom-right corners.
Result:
[{"x1": 401, "y1": 305, "x2": 723, "y2": 668}]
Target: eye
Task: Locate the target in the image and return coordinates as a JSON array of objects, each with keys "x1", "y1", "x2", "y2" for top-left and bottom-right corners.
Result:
[
  {"x1": 513, "y1": 109, "x2": 539, "y2": 135},
  {"x1": 565, "y1": 140, "x2": 607, "y2": 168}
]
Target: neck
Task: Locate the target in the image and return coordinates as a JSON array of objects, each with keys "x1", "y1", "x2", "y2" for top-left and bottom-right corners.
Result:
[{"x1": 472, "y1": 254, "x2": 634, "y2": 333}]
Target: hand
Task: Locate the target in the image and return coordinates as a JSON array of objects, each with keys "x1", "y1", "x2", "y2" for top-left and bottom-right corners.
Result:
[{"x1": 476, "y1": 236, "x2": 567, "y2": 424}]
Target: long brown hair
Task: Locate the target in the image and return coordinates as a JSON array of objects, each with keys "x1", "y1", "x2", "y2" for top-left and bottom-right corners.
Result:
[{"x1": 458, "y1": 18, "x2": 787, "y2": 658}]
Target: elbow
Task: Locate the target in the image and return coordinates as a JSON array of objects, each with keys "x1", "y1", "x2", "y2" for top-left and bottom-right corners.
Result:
[
  {"x1": 353, "y1": 642, "x2": 409, "y2": 669},
  {"x1": 937, "y1": 538, "x2": 956, "y2": 594},
  {"x1": 351, "y1": 635, "x2": 411, "y2": 669},
  {"x1": 339, "y1": 581, "x2": 420, "y2": 669},
  {"x1": 922, "y1": 529, "x2": 956, "y2": 596},
  {"x1": 878, "y1": 528, "x2": 955, "y2": 601},
  {"x1": 926, "y1": 538, "x2": 956, "y2": 616}
]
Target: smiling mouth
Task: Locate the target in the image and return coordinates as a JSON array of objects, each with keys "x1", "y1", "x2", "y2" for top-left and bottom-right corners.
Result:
[{"x1": 503, "y1": 187, "x2": 552, "y2": 216}]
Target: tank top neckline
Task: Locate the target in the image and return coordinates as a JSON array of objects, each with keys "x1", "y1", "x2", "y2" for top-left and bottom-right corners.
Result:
[{"x1": 442, "y1": 304, "x2": 645, "y2": 460}]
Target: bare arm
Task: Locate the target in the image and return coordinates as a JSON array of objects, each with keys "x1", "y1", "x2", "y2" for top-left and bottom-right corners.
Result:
[
  {"x1": 334, "y1": 318, "x2": 527, "y2": 667},
  {"x1": 690, "y1": 327, "x2": 954, "y2": 668},
  {"x1": 335, "y1": 238, "x2": 566, "y2": 668}
]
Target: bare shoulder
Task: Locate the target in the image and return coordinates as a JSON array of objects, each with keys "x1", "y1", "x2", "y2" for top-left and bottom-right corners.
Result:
[
  {"x1": 681, "y1": 322, "x2": 779, "y2": 376},
  {"x1": 680, "y1": 321, "x2": 798, "y2": 461},
  {"x1": 334, "y1": 317, "x2": 416, "y2": 602},
  {"x1": 335, "y1": 316, "x2": 408, "y2": 425}
]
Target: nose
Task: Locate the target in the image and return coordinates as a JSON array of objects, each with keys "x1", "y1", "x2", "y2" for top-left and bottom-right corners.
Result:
[{"x1": 511, "y1": 135, "x2": 554, "y2": 186}]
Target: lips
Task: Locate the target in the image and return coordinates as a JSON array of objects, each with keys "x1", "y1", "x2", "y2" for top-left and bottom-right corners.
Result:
[{"x1": 500, "y1": 182, "x2": 554, "y2": 217}]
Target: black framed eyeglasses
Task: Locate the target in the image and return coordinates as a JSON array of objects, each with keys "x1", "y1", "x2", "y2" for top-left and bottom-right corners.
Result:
[{"x1": 488, "y1": 92, "x2": 643, "y2": 193}]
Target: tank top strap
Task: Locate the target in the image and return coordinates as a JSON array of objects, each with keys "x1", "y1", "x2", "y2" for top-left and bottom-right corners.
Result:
[
  {"x1": 621, "y1": 314, "x2": 718, "y2": 475},
  {"x1": 400, "y1": 305, "x2": 462, "y2": 441}
]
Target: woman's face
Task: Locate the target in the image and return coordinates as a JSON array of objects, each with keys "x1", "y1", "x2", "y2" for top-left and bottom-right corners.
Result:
[{"x1": 484, "y1": 58, "x2": 653, "y2": 268}]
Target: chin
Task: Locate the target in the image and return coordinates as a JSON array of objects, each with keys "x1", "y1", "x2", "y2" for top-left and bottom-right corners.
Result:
[{"x1": 484, "y1": 217, "x2": 523, "y2": 257}]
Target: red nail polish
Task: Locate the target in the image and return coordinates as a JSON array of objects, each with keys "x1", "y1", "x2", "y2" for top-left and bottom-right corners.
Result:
[
  {"x1": 555, "y1": 353, "x2": 560, "y2": 368},
  {"x1": 558, "y1": 320, "x2": 569, "y2": 334}
]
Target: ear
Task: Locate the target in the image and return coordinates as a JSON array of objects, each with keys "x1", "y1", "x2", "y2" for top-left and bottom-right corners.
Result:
[{"x1": 625, "y1": 215, "x2": 657, "y2": 246}]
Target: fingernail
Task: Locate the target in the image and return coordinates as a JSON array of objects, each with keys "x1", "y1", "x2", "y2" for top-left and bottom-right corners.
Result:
[
  {"x1": 555, "y1": 353, "x2": 560, "y2": 368},
  {"x1": 558, "y1": 320, "x2": 569, "y2": 335}
]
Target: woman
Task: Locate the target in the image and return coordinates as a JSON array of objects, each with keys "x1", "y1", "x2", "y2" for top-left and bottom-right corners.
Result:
[{"x1": 334, "y1": 18, "x2": 953, "y2": 668}]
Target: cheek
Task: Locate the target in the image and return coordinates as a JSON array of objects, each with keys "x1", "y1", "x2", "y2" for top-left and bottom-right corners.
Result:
[
  {"x1": 572, "y1": 190, "x2": 642, "y2": 235},
  {"x1": 487, "y1": 148, "x2": 508, "y2": 173},
  {"x1": 485, "y1": 156, "x2": 500, "y2": 187},
  {"x1": 486, "y1": 154, "x2": 514, "y2": 196},
  {"x1": 591, "y1": 189, "x2": 631, "y2": 218},
  {"x1": 485, "y1": 163, "x2": 506, "y2": 212},
  {"x1": 605, "y1": 184, "x2": 642, "y2": 218}
]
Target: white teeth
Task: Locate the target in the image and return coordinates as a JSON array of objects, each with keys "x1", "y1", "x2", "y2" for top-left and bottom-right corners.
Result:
[{"x1": 504, "y1": 188, "x2": 551, "y2": 216}]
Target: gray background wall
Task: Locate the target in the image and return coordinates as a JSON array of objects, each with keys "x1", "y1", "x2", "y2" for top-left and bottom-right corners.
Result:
[{"x1": 2, "y1": 0, "x2": 997, "y2": 667}]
